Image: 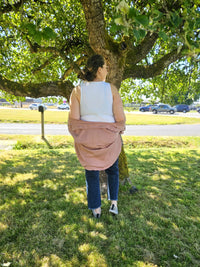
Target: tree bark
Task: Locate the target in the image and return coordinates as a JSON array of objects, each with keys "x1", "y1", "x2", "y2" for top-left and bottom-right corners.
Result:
[{"x1": 0, "y1": 75, "x2": 73, "y2": 100}]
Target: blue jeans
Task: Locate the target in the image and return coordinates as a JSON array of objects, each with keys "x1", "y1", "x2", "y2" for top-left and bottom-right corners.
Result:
[{"x1": 85, "y1": 159, "x2": 119, "y2": 210}]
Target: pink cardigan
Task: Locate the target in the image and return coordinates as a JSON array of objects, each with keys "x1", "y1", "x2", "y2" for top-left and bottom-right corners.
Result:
[{"x1": 68, "y1": 118, "x2": 125, "y2": 170}]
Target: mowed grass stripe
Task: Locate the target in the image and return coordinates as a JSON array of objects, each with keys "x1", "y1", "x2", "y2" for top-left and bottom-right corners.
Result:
[{"x1": 0, "y1": 108, "x2": 200, "y2": 125}]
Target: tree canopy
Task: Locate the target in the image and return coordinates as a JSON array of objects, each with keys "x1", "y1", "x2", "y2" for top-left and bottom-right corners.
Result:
[
  {"x1": 0, "y1": 0, "x2": 199, "y2": 101},
  {"x1": 120, "y1": 58, "x2": 200, "y2": 105}
]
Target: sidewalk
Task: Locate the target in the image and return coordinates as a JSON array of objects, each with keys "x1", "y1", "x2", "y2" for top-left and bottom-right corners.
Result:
[{"x1": 0, "y1": 123, "x2": 200, "y2": 136}]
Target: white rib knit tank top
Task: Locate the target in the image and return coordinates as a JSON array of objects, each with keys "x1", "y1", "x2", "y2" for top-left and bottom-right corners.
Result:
[{"x1": 80, "y1": 81, "x2": 115, "y2": 122}]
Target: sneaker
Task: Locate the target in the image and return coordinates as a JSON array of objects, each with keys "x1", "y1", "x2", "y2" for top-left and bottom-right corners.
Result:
[
  {"x1": 92, "y1": 208, "x2": 101, "y2": 218},
  {"x1": 109, "y1": 204, "x2": 118, "y2": 215}
]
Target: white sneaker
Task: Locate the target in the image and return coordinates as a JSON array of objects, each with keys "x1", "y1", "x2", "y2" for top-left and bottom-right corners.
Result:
[
  {"x1": 109, "y1": 204, "x2": 118, "y2": 215},
  {"x1": 92, "y1": 208, "x2": 101, "y2": 218}
]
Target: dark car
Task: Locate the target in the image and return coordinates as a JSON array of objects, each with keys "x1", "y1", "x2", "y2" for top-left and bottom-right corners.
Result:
[
  {"x1": 197, "y1": 107, "x2": 200, "y2": 113},
  {"x1": 174, "y1": 104, "x2": 190, "y2": 113},
  {"x1": 139, "y1": 104, "x2": 156, "y2": 112},
  {"x1": 152, "y1": 104, "x2": 176, "y2": 114}
]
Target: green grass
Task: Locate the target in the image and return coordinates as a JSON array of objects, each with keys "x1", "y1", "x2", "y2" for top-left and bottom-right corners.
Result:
[
  {"x1": 0, "y1": 135, "x2": 200, "y2": 266},
  {"x1": 0, "y1": 109, "x2": 68, "y2": 124},
  {"x1": 125, "y1": 112, "x2": 200, "y2": 125},
  {"x1": 1, "y1": 135, "x2": 200, "y2": 150},
  {"x1": 1, "y1": 108, "x2": 200, "y2": 125}
]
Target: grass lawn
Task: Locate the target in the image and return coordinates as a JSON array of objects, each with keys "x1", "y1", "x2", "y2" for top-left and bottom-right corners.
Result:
[
  {"x1": 0, "y1": 135, "x2": 200, "y2": 266},
  {"x1": 1, "y1": 108, "x2": 200, "y2": 125}
]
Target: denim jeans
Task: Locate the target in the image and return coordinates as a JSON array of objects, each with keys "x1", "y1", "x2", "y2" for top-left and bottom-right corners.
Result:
[{"x1": 85, "y1": 158, "x2": 119, "y2": 210}]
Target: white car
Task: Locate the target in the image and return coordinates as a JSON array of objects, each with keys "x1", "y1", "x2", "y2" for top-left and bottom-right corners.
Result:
[
  {"x1": 29, "y1": 103, "x2": 47, "y2": 110},
  {"x1": 57, "y1": 103, "x2": 70, "y2": 110}
]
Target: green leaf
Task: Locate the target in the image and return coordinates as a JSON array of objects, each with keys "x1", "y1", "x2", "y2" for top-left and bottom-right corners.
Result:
[
  {"x1": 188, "y1": 20, "x2": 194, "y2": 30},
  {"x1": 123, "y1": 27, "x2": 130, "y2": 37},
  {"x1": 36, "y1": 18, "x2": 43, "y2": 27},
  {"x1": 25, "y1": 23, "x2": 37, "y2": 36},
  {"x1": 34, "y1": 32, "x2": 42, "y2": 44},
  {"x1": 192, "y1": 42, "x2": 199, "y2": 49},
  {"x1": 116, "y1": 0, "x2": 129, "y2": 14},
  {"x1": 110, "y1": 23, "x2": 117, "y2": 33},
  {"x1": 110, "y1": 23, "x2": 123, "y2": 33},
  {"x1": 138, "y1": 29, "x2": 146, "y2": 39},
  {"x1": 42, "y1": 27, "x2": 57, "y2": 40},
  {"x1": 133, "y1": 29, "x2": 140, "y2": 41},
  {"x1": 195, "y1": 18, "x2": 200, "y2": 27},
  {"x1": 128, "y1": 7, "x2": 137, "y2": 19},
  {"x1": 171, "y1": 12, "x2": 182, "y2": 27},
  {"x1": 158, "y1": 31, "x2": 168, "y2": 41},
  {"x1": 115, "y1": 16, "x2": 124, "y2": 25},
  {"x1": 153, "y1": 9, "x2": 163, "y2": 16},
  {"x1": 152, "y1": 9, "x2": 164, "y2": 21},
  {"x1": 135, "y1": 15, "x2": 149, "y2": 27},
  {"x1": 186, "y1": 34, "x2": 193, "y2": 46}
]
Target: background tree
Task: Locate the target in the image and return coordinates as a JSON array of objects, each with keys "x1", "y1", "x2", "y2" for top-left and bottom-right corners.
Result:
[
  {"x1": 153, "y1": 58, "x2": 200, "y2": 105},
  {"x1": 120, "y1": 58, "x2": 200, "y2": 105}
]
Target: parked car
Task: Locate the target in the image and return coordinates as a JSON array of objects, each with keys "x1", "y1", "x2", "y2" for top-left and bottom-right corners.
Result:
[
  {"x1": 197, "y1": 107, "x2": 200, "y2": 113},
  {"x1": 29, "y1": 103, "x2": 47, "y2": 110},
  {"x1": 189, "y1": 105, "x2": 197, "y2": 110},
  {"x1": 152, "y1": 104, "x2": 176, "y2": 114},
  {"x1": 57, "y1": 103, "x2": 70, "y2": 110},
  {"x1": 139, "y1": 104, "x2": 157, "y2": 112},
  {"x1": 174, "y1": 104, "x2": 190, "y2": 113}
]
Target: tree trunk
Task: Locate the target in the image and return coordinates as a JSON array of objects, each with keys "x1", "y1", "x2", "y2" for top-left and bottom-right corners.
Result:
[
  {"x1": 100, "y1": 143, "x2": 129, "y2": 194},
  {"x1": 99, "y1": 55, "x2": 129, "y2": 193}
]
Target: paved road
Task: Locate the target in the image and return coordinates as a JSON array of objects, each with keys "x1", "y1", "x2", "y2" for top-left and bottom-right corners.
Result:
[{"x1": 0, "y1": 123, "x2": 200, "y2": 136}]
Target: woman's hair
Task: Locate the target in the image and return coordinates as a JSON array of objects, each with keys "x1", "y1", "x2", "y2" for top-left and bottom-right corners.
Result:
[{"x1": 78, "y1": 54, "x2": 105, "y2": 81}]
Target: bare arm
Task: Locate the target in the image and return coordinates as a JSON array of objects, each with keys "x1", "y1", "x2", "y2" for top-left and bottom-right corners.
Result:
[
  {"x1": 68, "y1": 86, "x2": 81, "y2": 120},
  {"x1": 111, "y1": 84, "x2": 126, "y2": 123}
]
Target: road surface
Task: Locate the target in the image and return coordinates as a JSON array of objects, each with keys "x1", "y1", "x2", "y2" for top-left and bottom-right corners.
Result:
[{"x1": 0, "y1": 123, "x2": 200, "y2": 136}]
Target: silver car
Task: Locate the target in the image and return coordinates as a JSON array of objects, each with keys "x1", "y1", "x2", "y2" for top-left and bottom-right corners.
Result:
[
  {"x1": 57, "y1": 103, "x2": 70, "y2": 110},
  {"x1": 152, "y1": 104, "x2": 176, "y2": 114},
  {"x1": 29, "y1": 103, "x2": 47, "y2": 110}
]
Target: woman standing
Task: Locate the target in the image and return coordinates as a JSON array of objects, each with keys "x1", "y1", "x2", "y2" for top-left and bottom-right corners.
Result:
[{"x1": 68, "y1": 54, "x2": 125, "y2": 218}]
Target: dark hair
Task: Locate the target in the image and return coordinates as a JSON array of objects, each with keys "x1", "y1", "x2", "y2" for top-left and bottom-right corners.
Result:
[{"x1": 78, "y1": 54, "x2": 105, "y2": 81}]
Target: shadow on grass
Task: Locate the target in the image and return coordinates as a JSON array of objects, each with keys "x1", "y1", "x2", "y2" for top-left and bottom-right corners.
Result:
[
  {"x1": 121, "y1": 149, "x2": 200, "y2": 265},
  {"x1": 0, "y1": 148, "x2": 200, "y2": 266}
]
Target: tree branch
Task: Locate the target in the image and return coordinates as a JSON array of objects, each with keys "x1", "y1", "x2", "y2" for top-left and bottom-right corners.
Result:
[
  {"x1": 61, "y1": 56, "x2": 87, "y2": 81},
  {"x1": 25, "y1": 36, "x2": 61, "y2": 55},
  {"x1": 126, "y1": 32, "x2": 158, "y2": 65},
  {"x1": 0, "y1": 75, "x2": 74, "y2": 101},
  {"x1": 123, "y1": 47, "x2": 185, "y2": 79},
  {"x1": 31, "y1": 56, "x2": 57, "y2": 74},
  {"x1": 25, "y1": 35, "x2": 87, "y2": 65}
]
